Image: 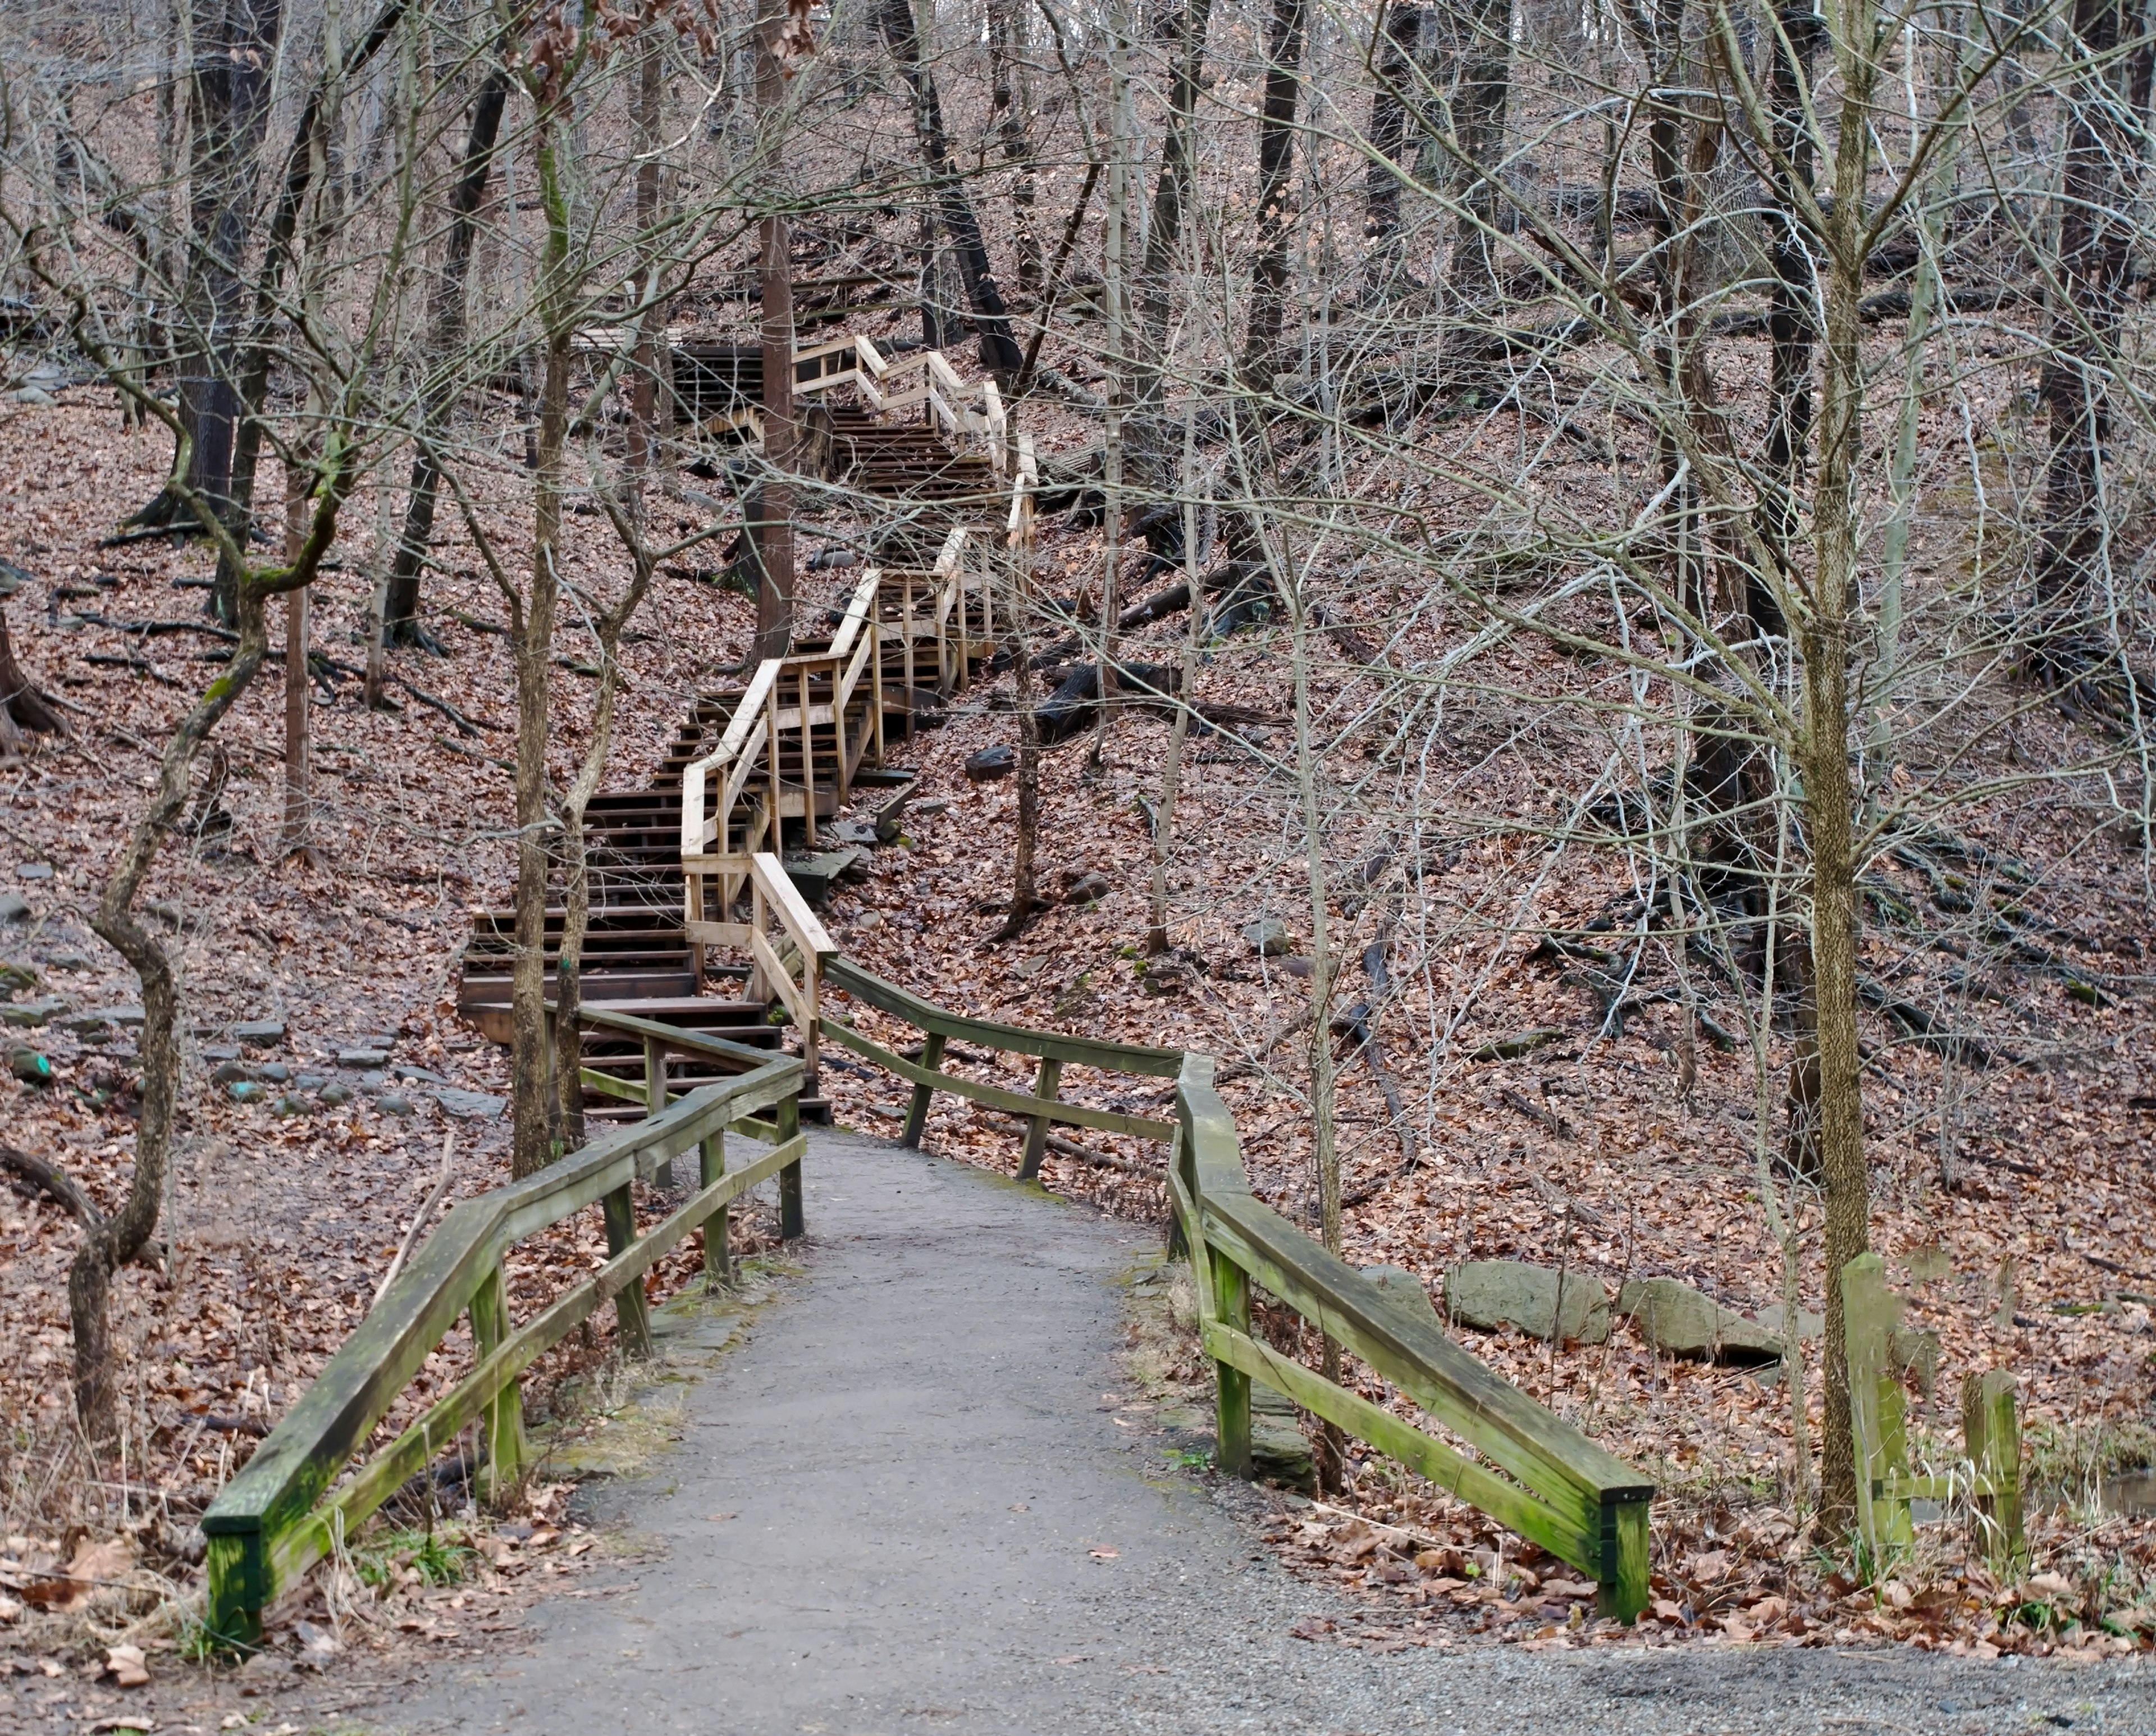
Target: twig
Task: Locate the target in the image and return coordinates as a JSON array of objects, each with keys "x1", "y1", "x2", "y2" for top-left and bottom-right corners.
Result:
[
  {"x1": 1500, "y1": 1087, "x2": 1574, "y2": 1140},
  {"x1": 373, "y1": 1133, "x2": 456, "y2": 1303},
  {"x1": 399, "y1": 679, "x2": 498, "y2": 736}
]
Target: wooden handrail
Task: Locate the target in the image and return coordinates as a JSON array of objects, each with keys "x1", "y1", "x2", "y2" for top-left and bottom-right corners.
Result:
[
  {"x1": 203, "y1": 1053, "x2": 808, "y2": 1642},
  {"x1": 811, "y1": 957, "x2": 1656, "y2": 1620}
]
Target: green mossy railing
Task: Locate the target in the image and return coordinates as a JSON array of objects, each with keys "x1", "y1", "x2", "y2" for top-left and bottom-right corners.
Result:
[
  {"x1": 821, "y1": 961, "x2": 1656, "y2": 1619},
  {"x1": 200, "y1": 1052, "x2": 807, "y2": 1643}
]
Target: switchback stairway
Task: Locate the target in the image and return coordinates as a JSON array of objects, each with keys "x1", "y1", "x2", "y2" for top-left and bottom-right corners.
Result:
[{"x1": 456, "y1": 331, "x2": 1035, "y2": 1122}]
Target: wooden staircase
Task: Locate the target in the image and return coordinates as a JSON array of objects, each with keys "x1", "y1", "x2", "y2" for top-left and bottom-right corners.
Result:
[{"x1": 455, "y1": 327, "x2": 1037, "y2": 1123}]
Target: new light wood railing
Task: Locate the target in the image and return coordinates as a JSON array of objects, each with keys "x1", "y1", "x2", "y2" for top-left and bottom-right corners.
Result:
[
  {"x1": 793, "y1": 331, "x2": 1010, "y2": 474},
  {"x1": 812, "y1": 957, "x2": 1657, "y2": 1619},
  {"x1": 202, "y1": 1052, "x2": 810, "y2": 1643}
]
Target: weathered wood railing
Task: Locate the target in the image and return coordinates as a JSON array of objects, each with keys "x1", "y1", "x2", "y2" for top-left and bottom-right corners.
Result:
[
  {"x1": 200, "y1": 1052, "x2": 809, "y2": 1643},
  {"x1": 814, "y1": 957, "x2": 1657, "y2": 1618},
  {"x1": 793, "y1": 331, "x2": 1010, "y2": 473},
  {"x1": 1842, "y1": 1253, "x2": 2023, "y2": 1565}
]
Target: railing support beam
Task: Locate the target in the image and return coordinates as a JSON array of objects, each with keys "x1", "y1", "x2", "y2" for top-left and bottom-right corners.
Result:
[{"x1": 602, "y1": 1182, "x2": 655, "y2": 1358}]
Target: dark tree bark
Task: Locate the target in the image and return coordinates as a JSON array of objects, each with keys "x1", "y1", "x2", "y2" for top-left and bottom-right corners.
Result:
[
  {"x1": 1130, "y1": 0, "x2": 1215, "y2": 485},
  {"x1": 1364, "y1": 4, "x2": 1429, "y2": 247},
  {"x1": 179, "y1": 0, "x2": 286, "y2": 621},
  {"x1": 875, "y1": 0, "x2": 1025, "y2": 376},
  {"x1": 2031, "y1": 0, "x2": 2148, "y2": 682},
  {"x1": 1438, "y1": 0, "x2": 1514, "y2": 369},
  {"x1": 987, "y1": 0, "x2": 1040, "y2": 300},
  {"x1": 0, "y1": 607, "x2": 68, "y2": 750},
  {"x1": 1752, "y1": 0, "x2": 1824, "y2": 637},
  {"x1": 1243, "y1": 0, "x2": 1309, "y2": 389},
  {"x1": 754, "y1": 0, "x2": 796, "y2": 663},
  {"x1": 222, "y1": 0, "x2": 408, "y2": 622},
  {"x1": 385, "y1": 68, "x2": 513, "y2": 646}
]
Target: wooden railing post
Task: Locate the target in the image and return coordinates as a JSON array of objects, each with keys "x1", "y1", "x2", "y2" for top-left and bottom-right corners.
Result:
[
  {"x1": 1212, "y1": 1246, "x2": 1253, "y2": 1478},
  {"x1": 1017, "y1": 1056, "x2": 1062, "y2": 1181},
  {"x1": 1597, "y1": 1494, "x2": 1652, "y2": 1623},
  {"x1": 778, "y1": 1091, "x2": 805, "y2": 1240},
  {"x1": 902, "y1": 1031, "x2": 945, "y2": 1148},
  {"x1": 1963, "y1": 1369, "x2": 2024, "y2": 1566},
  {"x1": 644, "y1": 1035, "x2": 674, "y2": 1189},
  {"x1": 1841, "y1": 1252, "x2": 1912, "y2": 1559},
  {"x1": 700, "y1": 1130, "x2": 730, "y2": 1285},
  {"x1": 602, "y1": 1182, "x2": 654, "y2": 1358},
  {"x1": 467, "y1": 1261, "x2": 526, "y2": 1503}
]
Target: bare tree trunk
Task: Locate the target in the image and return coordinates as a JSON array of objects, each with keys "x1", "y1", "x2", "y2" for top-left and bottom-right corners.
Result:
[
  {"x1": 508, "y1": 102, "x2": 572, "y2": 1180},
  {"x1": 1808, "y1": 65, "x2": 1880, "y2": 1533},
  {"x1": 183, "y1": 0, "x2": 287, "y2": 622},
  {"x1": 1130, "y1": 0, "x2": 1213, "y2": 485},
  {"x1": 386, "y1": 65, "x2": 511, "y2": 645},
  {"x1": 875, "y1": 0, "x2": 1025, "y2": 376},
  {"x1": 1146, "y1": 405, "x2": 1204, "y2": 953},
  {"x1": 987, "y1": 0, "x2": 1040, "y2": 300},
  {"x1": 1438, "y1": 0, "x2": 1513, "y2": 351},
  {"x1": 1243, "y1": 0, "x2": 1308, "y2": 389},
  {"x1": 625, "y1": 32, "x2": 666, "y2": 480},
  {"x1": 754, "y1": 0, "x2": 795, "y2": 662},
  {"x1": 2031, "y1": 0, "x2": 2143, "y2": 682}
]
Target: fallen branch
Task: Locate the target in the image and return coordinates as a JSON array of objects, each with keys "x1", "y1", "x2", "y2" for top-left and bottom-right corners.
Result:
[
  {"x1": 373, "y1": 1134, "x2": 456, "y2": 1303},
  {"x1": 1, "y1": 1145, "x2": 102, "y2": 1226}
]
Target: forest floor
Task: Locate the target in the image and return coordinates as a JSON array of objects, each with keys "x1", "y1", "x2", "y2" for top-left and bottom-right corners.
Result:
[{"x1": 2, "y1": 378, "x2": 2155, "y2": 1693}]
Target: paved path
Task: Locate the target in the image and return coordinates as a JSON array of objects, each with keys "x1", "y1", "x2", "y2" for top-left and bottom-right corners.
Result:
[{"x1": 359, "y1": 1132, "x2": 2156, "y2": 1735}]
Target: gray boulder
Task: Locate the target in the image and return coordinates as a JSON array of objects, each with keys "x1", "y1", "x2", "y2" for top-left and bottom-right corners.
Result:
[
  {"x1": 1244, "y1": 917, "x2": 1292, "y2": 957},
  {"x1": 1616, "y1": 1277, "x2": 1783, "y2": 1362},
  {"x1": 1360, "y1": 1264, "x2": 1441, "y2": 1325},
  {"x1": 1444, "y1": 1260, "x2": 1611, "y2": 1344}
]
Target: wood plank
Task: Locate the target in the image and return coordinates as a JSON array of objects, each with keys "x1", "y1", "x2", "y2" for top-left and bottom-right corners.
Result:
[
  {"x1": 569, "y1": 1003, "x2": 779, "y2": 1070},
  {"x1": 821, "y1": 1018, "x2": 1175, "y2": 1140},
  {"x1": 825, "y1": 957, "x2": 1182, "y2": 1076},
  {"x1": 750, "y1": 851, "x2": 839, "y2": 958},
  {"x1": 1201, "y1": 1321, "x2": 1600, "y2": 1574}
]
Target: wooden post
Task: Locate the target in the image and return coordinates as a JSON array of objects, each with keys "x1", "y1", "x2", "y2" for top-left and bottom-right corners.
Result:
[
  {"x1": 1212, "y1": 1246, "x2": 1252, "y2": 1477},
  {"x1": 778, "y1": 1091, "x2": 805, "y2": 1240},
  {"x1": 467, "y1": 1262, "x2": 526, "y2": 1504},
  {"x1": 902, "y1": 1030, "x2": 945, "y2": 1148},
  {"x1": 700, "y1": 1129, "x2": 731, "y2": 1286},
  {"x1": 602, "y1": 1183, "x2": 654, "y2": 1358},
  {"x1": 1018, "y1": 1054, "x2": 1062, "y2": 1181},
  {"x1": 1596, "y1": 1493, "x2": 1652, "y2": 1623},
  {"x1": 1841, "y1": 1251, "x2": 1911, "y2": 1560},
  {"x1": 645, "y1": 1035, "x2": 673, "y2": 1189},
  {"x1": 1963, "y1": 1369, "x2": 2024, "y2": 1566},
  {"x1": 869, "y1": 615, "x2": 885, "y2": 766},
  {"x1": 799, "y1": 664, "x2": 816, "y2": 845}
]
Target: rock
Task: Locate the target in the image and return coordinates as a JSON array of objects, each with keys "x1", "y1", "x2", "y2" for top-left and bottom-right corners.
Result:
[
  {"x1": 963, "y1": 744, "x2": 1015, "y2": 780},
  {"x1": 912, "y1": 797, "x2": 951, "y2": 817},
  {"x1": 14, "y1": 864, "x2": 53, "y2": 881},
  {"x1": 781, "y1": 848, "x2": 867, "y2": 906},
  {"x1": 0, "y1": 998, "x2": 62, "y2": 1028},
  {"x1": 43, "y1": 953, "x2": 92, "y2": 971},
  {"x1": 7, "y1": 1047, "x2": 52, "y2": 1085},
  {"x1": 1444, "y1": 1260, "x2": 1611, "y2": 1344},
  {"x1": 296, "y1": 1072, "x2": 326, "y2": 1091},
  {"x1": 234, "y1": 1020, "x2": 286, "y2": 1049},
  {"x1": 336, "y1": 1048, "x2": 390, "y2": 1068},
  {"x1": 1244, "y1": 917, "x2": 1293, "y2": 957},
  {"x1": 200, "y1": 1043, "x2": 239, "y2": 1061},
  {"x1": 1280, "y1": 956, "x2": 1313, "y2": 978},
  {"x1": 1754, "y1": 1302, "x2": 1824, "y2": 1342},
  {"x1": 431, "y1": 1088, "x2": 505, "y2": 1121},
  {"x1": 1139, "y1": 960, "x2": 1192, "y2": 997},
  {"x1": 1616, "y1": 1277, "x2": 1783, "y2": 1362},
  {"x1": 0, "y1": 961, "x2": 39, "y2": 998},
  {"x1": 268, "y1": 1094, "x2": 310, "y2": 1117},
  {"x1": 1061, "y1": 869, "x2": 1112, "y2": 905},
  {"x1": 317, "y1": 1081, "x2": 355, "y2": 1107},
  {"x1": 93, "y1": 1006, "x2": 145, "y2": 1027},
  {"x1": 823, "y1": 819, "x2": 880, "y2": 849},
  {"x1": 210, "y1": 1060, "x2": 250, "y2": 1086},
  {"x1": 1470, "y1": 1027, "x2": 1569, "y2": 1061},
  {"x1": 54, "y1": 1011, "x2": 111, "y2": 1035},
  {"x1": 377, "y1": 1093, "x2": 415, "y2": 1117},
  {"x1": 255, "y1": 1062, "x2": 292, "y2": 1084},
  {"x1": 1361, "y1": 1265, "x2": 1441, "y2": 1324},
  {"x1": 228, "y1": 1080, "x2": 268, "y2": 1104},
  {"x1": 0, "y1": 892, "x2": 28, "y2": 924},
  {"x1": 851, "y1": 911, "x2": 883, "y2": 932},
  {"x1": 1251, "y1": 1381, "x2": 1316, "y2": 1494}
]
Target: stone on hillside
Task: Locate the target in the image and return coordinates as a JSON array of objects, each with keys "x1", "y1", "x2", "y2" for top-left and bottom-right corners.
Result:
[
  {"x1": 431, "y1": 1088, "x2": 505, "y2": 1121},
  {"x1": 269, "y1": 1093, "x2": 310, "y2": 1118},
  {"x1": 228, "y1": 1080, "x2": 268, "y2": 1104},
  {"x1": 1, "y1": 998, "x2": 62, "y2": 1028},
  {"x1": 318, "y1": 1081, "x2": 355, "y2": 1108},
  {"x1": 1244, "y1": 917, "x2": 1292, "y2": 957},
  {"x1": 782, "y1": 847, "x2": 867, "y2": 907},
  {"x1": 1470, "y1": 1027, "x2": 1568, "y2": 1061},
  {"x1": 1361, "y1": 1265, "x2": 1441, "y2": 1325},
  {"x1": 377, "y1": 1093, "x2": 415, "y2": 1117},
  {"x1": 1754, "y1": 1302, "x2": 1824, "y2": 1342},
  {"x1": 8, "y1": 1047, "x2": 51, "y2": 1085},
  {"x1": 1616, "y1": 1277, "x2": 1783, "y2": 1362},
  {"x1": 1251, "y1": 1381, "x2": 1316, "y2": 1494},
  {"x1": 0, "y1": 892, "x2": 28, "y2": 924},
  {"x1": 0, "y1": 961, "x2": 39, "y2": 998},
  {"x1": 963, "y1": 745, "x2": 1015, "y2": 780},
  {"x1": 1061, "y1": 869, "x2": 1111, "y2": 905},
  {"x1": 255, "y1": 1062, "x2": 292, "y2": 1084},
  {"x1": 1444, "y1": 1260, "x2": 1611, "y2": 1344},
  {"x1": 337, "y1": 1048, "x2": 389, "y2": 1068},
  {"x1": 15, "y1": 864, "x2": 53, "y2": 881},
  {"x1": 234, "y1": 1020, "x2": 286, "y2": 1049},
  {"x1": 210, "y1": 1060, "x2": 250, "y2": 1086}
]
